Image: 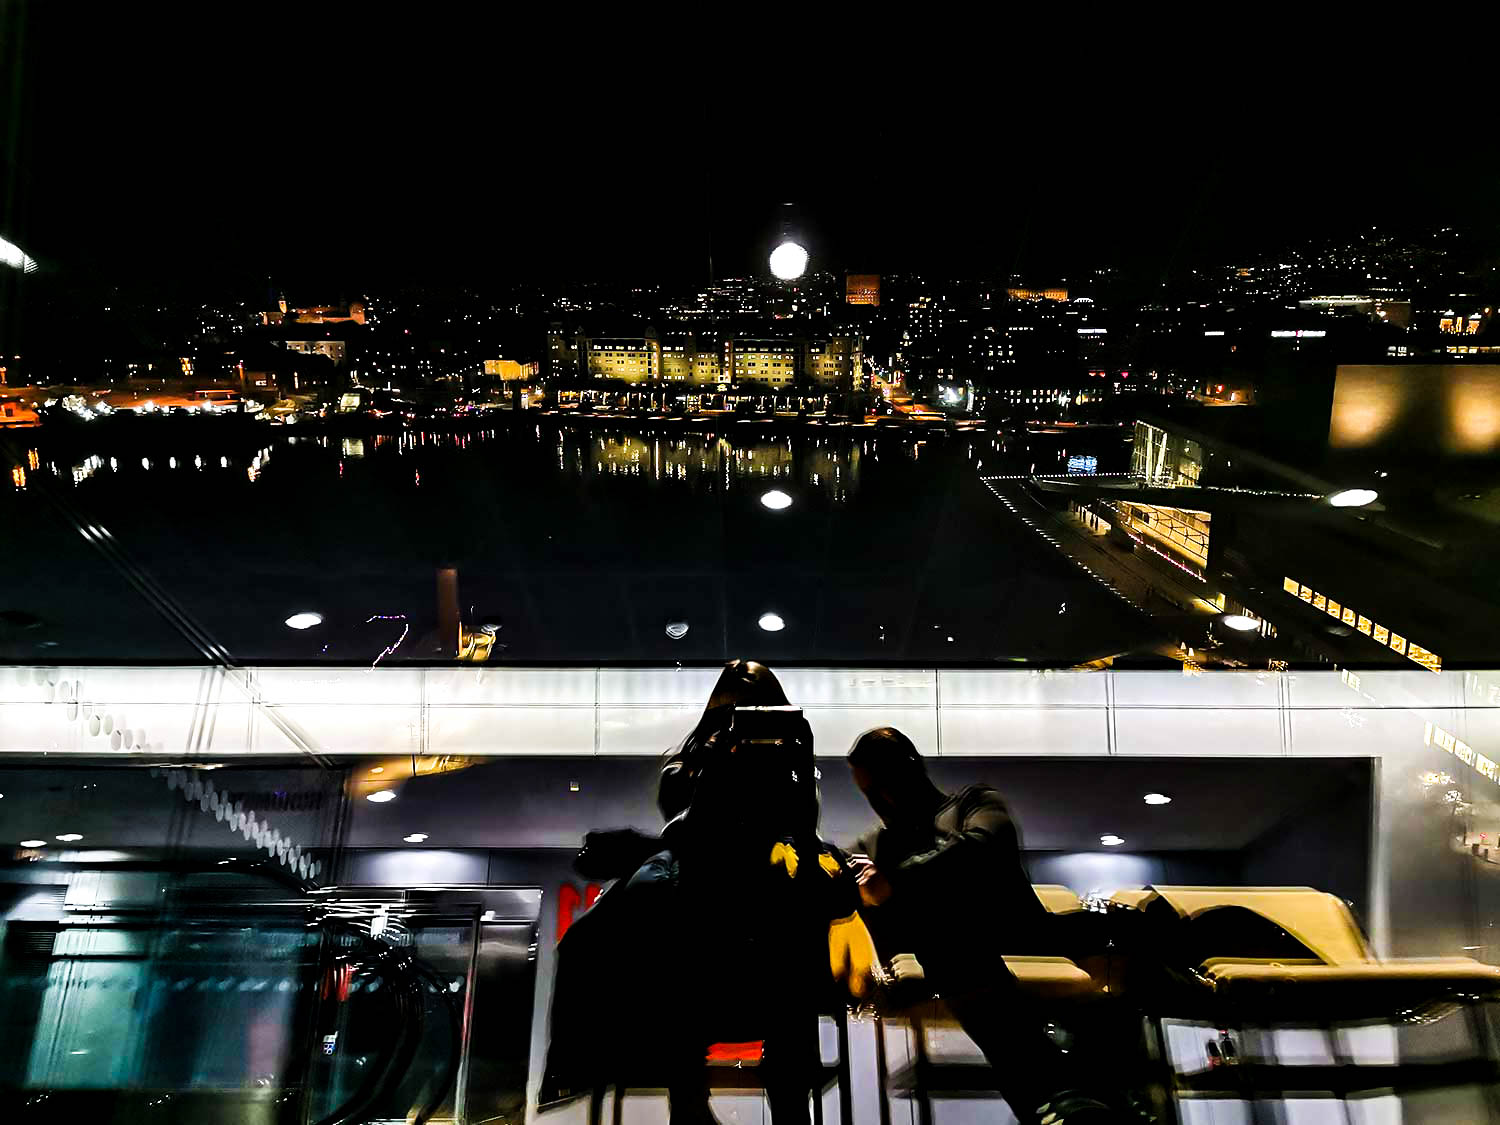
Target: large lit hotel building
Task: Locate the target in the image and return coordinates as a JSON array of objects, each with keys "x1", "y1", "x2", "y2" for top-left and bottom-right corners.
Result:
[{"x1": 552, "y1": 327, "x2": 862, "y2": 394}]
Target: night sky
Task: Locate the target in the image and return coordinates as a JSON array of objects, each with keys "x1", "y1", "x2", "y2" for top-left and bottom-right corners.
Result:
[{"x1": 2, "y1": 6, "x2": 1492, "y2": 292}]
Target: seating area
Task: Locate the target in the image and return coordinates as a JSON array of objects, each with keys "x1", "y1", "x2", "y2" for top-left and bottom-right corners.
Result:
[
  {"x1": 554, "y1": 883, "x2": 1500, "y2": 1124},
  {"x1": 874, "y1": 884, "x2": 1500, "y2": 1123}
]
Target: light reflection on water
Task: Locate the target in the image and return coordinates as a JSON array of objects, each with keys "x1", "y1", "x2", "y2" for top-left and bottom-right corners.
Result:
[{"x1": 22, "y1": 420, "x2": 1102, "y2": 505}]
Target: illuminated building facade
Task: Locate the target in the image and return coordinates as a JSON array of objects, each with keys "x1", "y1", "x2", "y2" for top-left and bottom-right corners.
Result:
[
  {"x1": 545, "y1": 325, "x2": 579, "y2": 381},
  {"x1": 660, "y1": 339, "x2": 723, "y2": 385},
  {"x1": 262, "y1": 299, "x2": 367, "y2": 326},
  {"x1": 582, "y1": 336, "x2": 659, "y2": 382},
  {"x1": 1439, "y1": 310, "x2": 1490, "y2": 335},
  {"x1": 284, "y1": 339, "x2": 346, "y2": 365},
  {"x1": 1132, "y1": 420, "x2": 1204, "y2": 487},
  {"x1": 1282, "y1": 576, "x2": 1442, "y2": 672},
  {"x1": 1007, "y1": 285, "x2": 1068, "y2": 302},
  {"x1": 805, "y1": 336, "x2": 860, "y2": 390},
  {"x1": 483, "y1": 359, "x2": 534, "y2": 381},
  {"x1": 726, "y1": 339, "x2": 798, "y2": 389},
  {"x1": 547, "y1": 328, "x2": 860, "y2": 394},
  {"x1": 845, "y1": 274, "x2": 880, "y2": 306}
]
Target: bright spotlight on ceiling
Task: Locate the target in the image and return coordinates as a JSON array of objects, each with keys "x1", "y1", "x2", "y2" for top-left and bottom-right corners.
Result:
[
  {"x1": 1328, "y1": 488, "x2": 1378, "y2": 508},
  {"x1": 366, "y1": 790, "x2": 397, "y2": 803},
  {"x1": 758, "y1": 612, "x2": 786, "y2": 633},
  {"x1": 1143, "y1": 793, "x2": 1173, "y2": 806},
  {"x1": 403, "y1": 832, "x2": 428, "y2": 843},
  {"x1": 1100, "y1": 834, "x2": 1125, "y2": 847},
  {"x1": 55, "y1": 833, "x2": 83, "y2": 842},
  {"x1": 769, "y1": 240, "x2": 808, "y2": 281},
  {"x1": 19, "y1": 839, "x2": 46, "y2": 848},
  {"x1": 665, "y1": 621, "x2": 690, "y2": 640},
  {"x1": 760, "y1": 489, "x2": 793, "y2": 511},
  {"x1": 1221, "y1": 614, "x2": 1260, "y2": 632},
  {"x1": 285, "y1": 612, "x2": 323, "y2": 630}
]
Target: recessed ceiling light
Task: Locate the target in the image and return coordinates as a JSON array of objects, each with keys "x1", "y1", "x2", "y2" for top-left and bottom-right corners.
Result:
[
  {"x1": 369, "y1": 766, "x2": 384, "y2": 774},
  {"x1": 1328, "y1": 488, "x2": 1378, "y2": 508},
  {"x1": 1100, "y1": 834, "x2": 1125, "y2": 847},
  {"x1": 760, "y1": 489, "x2": 793, "y2": 511},
  {"x1": 403, "y1": 832, "x2": 428, "y2": 843},
  {"x1": 758, "y1": 612, "x2": 786, "y2": 632},
  {"x1": 1143, "y1": 793, "x2": 1172, "y2": 805},
  {"x1": 285, "y1": 612, "x2": 323, "y2": 630},
  {"x1": 19, "y1": 839, "x2": 45, "y2": 848},
  {"x1": 568, "y1": 781, "x2": 580, "y2": 792},
  {"x1": 366, "y1": 790, "x2": 396, "y2": 803},
  {"x1": 55, "y1": 833, "x2": 83, "y2": 842},
  {"x1": 665, "y1": 621, "x2": 689, "y2": 640},
  {"x1": 1222, "y1": 614, "x2": 1259, "y2": 632}
]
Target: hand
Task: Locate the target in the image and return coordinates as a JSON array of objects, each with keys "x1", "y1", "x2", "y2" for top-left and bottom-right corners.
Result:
[
  {"x1": 889, "y1": 952, "x2": 925, "y2": 986},
  {"x1": 856, "y1": 863, "x2": 893, "y2": 906}
]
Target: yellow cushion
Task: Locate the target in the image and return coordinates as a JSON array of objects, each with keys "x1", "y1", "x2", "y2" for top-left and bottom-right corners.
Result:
[
  {"x1": 1109, "y1": 888, "x2": 1154, "y2": 910},
  {"x1": 1205, "y1": 958, "x2": 1500, "y2": 987},
  {"x1": 1032, "y1": 884, "x2": 1084, "y2": 914},
  {"x1": 1142, "y1": 886, "x2": 1372, "y2": 966},
  {"x1": 1002, "y1": 955, "x2": 1100, "y2": 999}
]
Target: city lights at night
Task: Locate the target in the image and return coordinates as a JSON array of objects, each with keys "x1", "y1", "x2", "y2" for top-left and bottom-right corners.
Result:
[{"x1": 1, "y1": 16, "x2": 1497, "y2": 1123}]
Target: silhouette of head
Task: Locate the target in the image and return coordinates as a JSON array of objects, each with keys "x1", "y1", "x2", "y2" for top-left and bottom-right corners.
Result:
[
  {"x1": 847, "y1": 726, "x2": 935, "y2": 827},
  {"x1": 658, "y1": 660, "x2": 791, "y2": 821}
]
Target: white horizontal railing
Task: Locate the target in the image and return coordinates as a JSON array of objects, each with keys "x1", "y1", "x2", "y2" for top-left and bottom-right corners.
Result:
[{"x1": 0, "y1": 664, "x2": 1484, "y2": 761}]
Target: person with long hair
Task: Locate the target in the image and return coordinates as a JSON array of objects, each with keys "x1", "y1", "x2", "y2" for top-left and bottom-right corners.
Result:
[{"x1": 542, "y1": 661, "x2": 873, "y2": 1125}]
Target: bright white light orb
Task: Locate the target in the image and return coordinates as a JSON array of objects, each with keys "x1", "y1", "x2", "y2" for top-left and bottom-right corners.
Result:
[
  {"x1": 366, "y1": 790, "x2": 396, "y2": 804},
  {"x1": 1100, "y1": 834, "x2": 1125, "y2": 847},
  {"x1": 1222, "y1": 614, "x2": 1260, "y2": 632},
  {"x1": 1328, "y1": 488, "x2": 1378, "y2": 508},
  {"x1": 1143, "y1": 793, "x2": 1173, "y2": 806},
  {"x1": 55, "y1": 833, "x2": 83, "y2": 842},
  {"x1": 285, "y1": 612, "x2": 323, "y2": 630},
  {"x1": 403, "y1": 832, "x2": 428, "y2": 843},
  {"x1": 19, "y1": 839, "x2": 46, "y2": 848},
  {"x1": 760, "y1": 489, "x2": 793, "y2": 511},
  {"x1": 758, "y1": 612, "x2": 786, "y2": 633},
  {"x1": 769, "y1": 240, "x2": 808, "y2": 281},
  {"x1": 665, "y1": 621, "x2": 690, "y2": 640}
]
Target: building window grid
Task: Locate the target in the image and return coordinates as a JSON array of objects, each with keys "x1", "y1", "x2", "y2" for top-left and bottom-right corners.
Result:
[{"x1": 1284, "y1": 576, "x2": 1441, "y2": 671}]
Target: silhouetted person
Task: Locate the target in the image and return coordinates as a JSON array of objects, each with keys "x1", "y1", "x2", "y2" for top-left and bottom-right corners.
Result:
[
  {"x1": 847, "y1": 727, "x2": 1117, "y2": 1125},
  {"x1": 543, "y1": 661, "x2": 865, "y2": 1125}
]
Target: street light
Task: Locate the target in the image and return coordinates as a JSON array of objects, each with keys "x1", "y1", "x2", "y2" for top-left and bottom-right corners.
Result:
[{"x1": 769, "y1": 241, "x2": 808, "y2": 281}]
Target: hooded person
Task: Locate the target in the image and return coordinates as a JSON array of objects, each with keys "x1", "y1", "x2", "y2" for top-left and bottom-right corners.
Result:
[{"x1": 846, "y1": 727, "x2": 1119, "y2": 1125}]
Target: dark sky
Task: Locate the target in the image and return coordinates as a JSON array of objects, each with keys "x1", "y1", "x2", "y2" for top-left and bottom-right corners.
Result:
[{"x1": 2, "y1": 5, "x2": 1493, "y2": 293}]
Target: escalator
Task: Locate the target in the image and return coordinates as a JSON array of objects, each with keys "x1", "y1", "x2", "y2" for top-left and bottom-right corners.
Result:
[{"x1": 0, "y1": 858, "x2": 539, "y2": 1124}]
